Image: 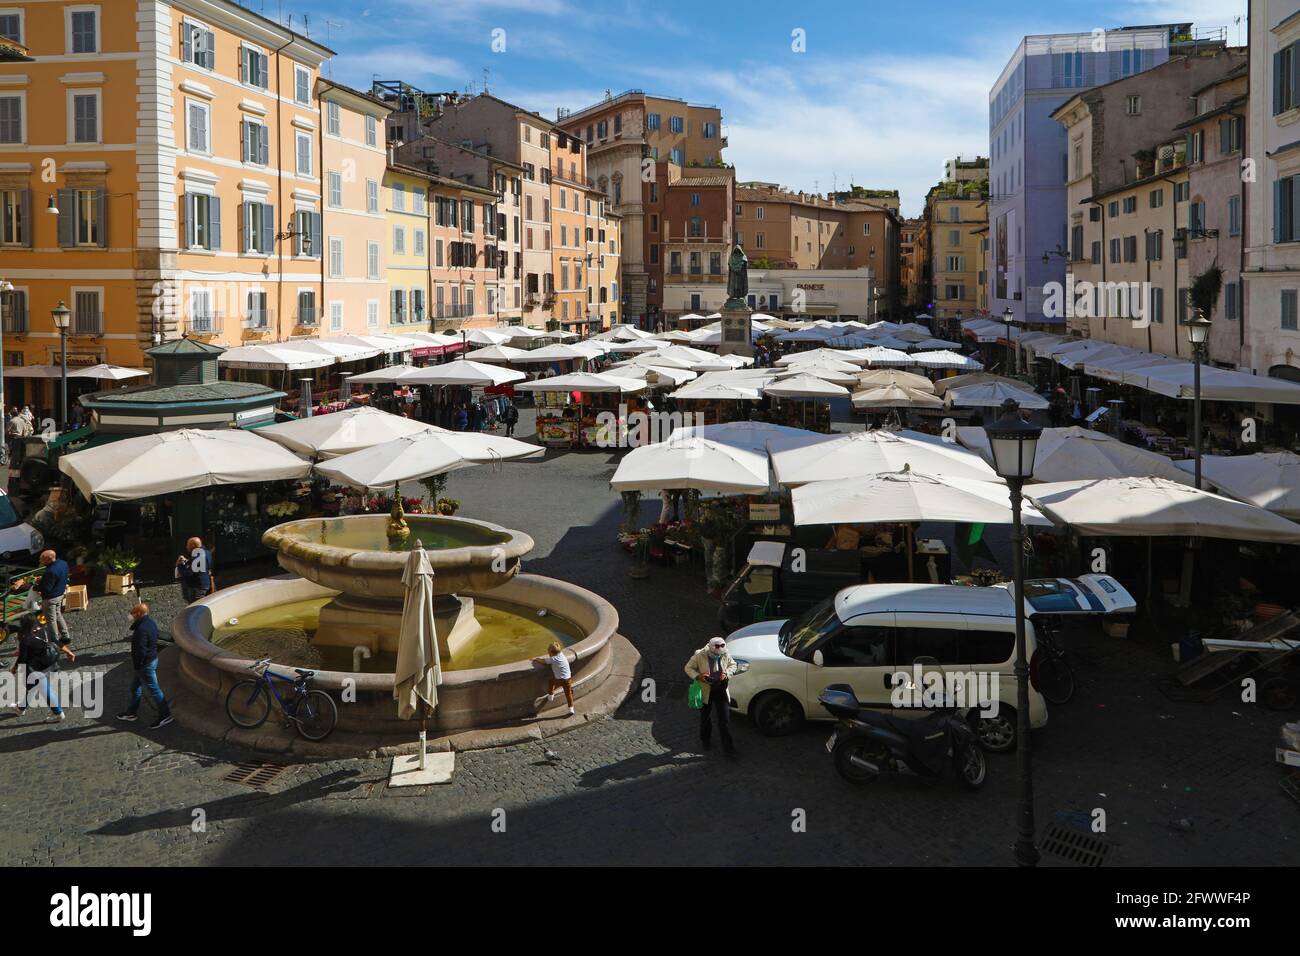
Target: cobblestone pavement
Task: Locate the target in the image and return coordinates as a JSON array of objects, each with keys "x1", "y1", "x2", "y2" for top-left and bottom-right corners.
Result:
[{"x1": 0, "y1": 410, "x2": 1294, "y2": 866}]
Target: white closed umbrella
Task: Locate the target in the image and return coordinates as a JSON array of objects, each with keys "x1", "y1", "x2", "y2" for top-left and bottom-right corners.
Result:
[
  {"x1": 772, "y1": 428, "x2": 1000, "y2": 486},
  {"x1": 1174, "y1": 451, "x2": 1300, "y2": 517},
  {"x1": 394, "y1": 544, "x2": 442, "y2": 768},
  {"x1": 58, "y1": 428, "x2": 312, "y2": 501},
  {"x1": 945, "y1": 380, "x2": 1048, "y2": 410},
  {"x1": 69, "y1": 364, "x2": 150, "y2": 381},
  {"x1": 258, "y1": 406, "x2": 446, "y2": 459},
  {"x1": 1026, "y1": 476, "x2": 1300, "y2": 543},
  {"x1": 316, "y1": 430, "x2": 543, "y2": 490},
  {"x1": 851, "y1": 384, "x2": 945, "y2": 410},
  {"x1": 403, "y1": 361, "x2": 525, "y2": 387},
  {"x1": 792, "y1": 468, "x2": 1052, "y2": 527},
  {"x1": 764, "y1": 373, "x2": 850, "y2": 399},
  {"x1": 856, "y1": 369, "x2": 935, "y2": 393},
  {"x1": 463, "y1": 344, "x2": 530, "y2": 364},
  {"x1": 610, "y1": 435, "x2": 770, "y2": 493}
]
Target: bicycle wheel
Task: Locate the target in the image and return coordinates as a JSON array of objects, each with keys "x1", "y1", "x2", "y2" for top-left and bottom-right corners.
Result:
[
  {"x1": 292, "y1": 689, "x2": 338, "y2": 741},
  {"x1": 226, "y1": 679, "x2": 271, "y2": 729},
  {"x1": 1037, "y1": 652, "x2": 1075, "y2": 705}
]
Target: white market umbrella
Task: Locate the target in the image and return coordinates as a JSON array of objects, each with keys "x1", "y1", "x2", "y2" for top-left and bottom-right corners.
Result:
[
  {"x1": 764, "y1": 373, "x2": 850, "y2": 399},
  {"x1": 1175, "y1": 451, "x2": 1300, "y2": 518},
  {"x1": 59, "y1": 428, "x2": 312, "y2": 501},
  {"x1": 669, "y1": 420, "x2": 814, "y2": 457},
  {"x1": 610, "y1": 435, "x2": 770, "y2": 493},
  {"x1": 910, "y1": 338, "x2": 962, "y2": 350},
  {"x1": 851, "y1": 384, "x2": 945, "y2": 410},
  {"x1": 772, "y1": 428, "x2": 1000, "y2": 486},
  {"x1": 1026, "y1": 476, "x2": 1300, "y2": 543},
  {"x1": 957, "y1": 425, "x2": 1194, "y2": 485},
  {"x1": 69, "y1": 364, "x2": 150, "y2": 381},
  {"x1": 316, "y1": 430, "x2": 544, "y2": 490},
  {"x1": 856, "y1": 369, "x2": 935, "y2": 393},
  {"x1": 463, "y1": 344, "x2": 530, "y2": 364},
  {"x1": 909, "y1": 350, "x2": 983, "y2": 370},
  {"x1": 779, "y1": 353, "x2": 861, "y2": 372},
  {"x1": 513, "y1": 372, "x2": 646, "y2": 393},
  {"x1": 347, "y1": 364, "x2": 420, "y2": 384},
  {"x1": 461, "y1": 328, "x2": 515, "y2": 346},
  {"x1": 792, "y1": 468, "x2": 1052, "y2": 527},
  {"x1": 279, "y1": 338, "x2": 381, "y2": 363},
  {"x1": 569, "y1": 341, "x2": 613, "y2": 359},
  {"x1": 848, "y1": 346, "x2": 913, "y2": 367},
  {"x1": 669, "y1": 375, "x2": 770, "y2": 401},
  {"x1": 600, "y1": 338, "x2": 667, "y2": 353},
  {"x1": 507, "y1": 343, "x2": 589, "y2": 363},
  {"x1": 258, "y1": 406, "x2": 446, "y2": 459},
  {"x1": 776, "y1": 364, "x2": 860, "y2": 386},
  {"x1": 613, "y1": 364, "x2": 698, "y2": 387},
  {"x1": 218, "y1": 343, "x2": 336, "y2": 371},
  {"x1": 2, "y1": 364, "x2": 64, "y2": 378},
  {"x1": 403, "y1": 361, "x2": 525, "y2": 387},
  {"x1": 945, "y1": 380, "x2": 1048, "y2": 410},
  {"x1": 394, "y1": 545, "x2": 442, "y2": 769},
  {"x1": 931, "y1": 372, "x2": 1023, "y2": 396}
]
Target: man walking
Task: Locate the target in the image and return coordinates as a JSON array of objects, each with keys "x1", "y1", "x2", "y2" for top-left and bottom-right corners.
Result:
[
  {"x1": 116, "y1": 602, "x2": 173, "y2": 729},
  {"x1": 685, "y1": 636, "x2": 739, "y2": 756},
  {"x1": 177, "y1": 536, "x2": 215, "y2": 603},
  {"x1": 10, "y1": 615, "x2": 76, "y2": 722},
  {"x1": 503, "y1": 400, "x2": 519, "y2": 437},
  {"x1": 36, "y1": 549, "x2": 71, "y2": 648}
]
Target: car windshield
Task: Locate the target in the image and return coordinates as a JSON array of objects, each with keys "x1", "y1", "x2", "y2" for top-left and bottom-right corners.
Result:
[
  {"x1": 778, "y1": 596, "x2": 841, "y2": 658},
  {"x1": 0, "y1": 494, "x2": 19, "y2": 529}
]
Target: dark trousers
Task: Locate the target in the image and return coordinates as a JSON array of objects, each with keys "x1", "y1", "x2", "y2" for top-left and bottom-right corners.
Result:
[
  {"x1": 699, "y1": 684, "x2": 733, "y2": 747},
  {"x1": 505, "y1": 420, "x2": 516, "y2": 436}
]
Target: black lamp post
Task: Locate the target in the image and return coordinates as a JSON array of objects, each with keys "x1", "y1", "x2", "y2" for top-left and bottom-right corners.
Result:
[
  {"x1": 1183, "y1": 310, "x2": 1211, "y2": 490},
  {"x1": 51, "y1": 301, "x2": 71, "y2": 431},
  {"x1": 984, "y1": 398, "x2": 1042, "y2": 867},
  {"x1": 1002, "y1": 306, "x2": 1015, "y2": 376}
]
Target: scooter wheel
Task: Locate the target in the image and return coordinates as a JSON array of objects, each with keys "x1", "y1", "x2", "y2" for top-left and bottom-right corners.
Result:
[
  {"x1": 956, "y1": 740, "x2": 987, "y2": 790},
  {"x1": 833, "y1": 739, "x2": 885, "y2": 785}
]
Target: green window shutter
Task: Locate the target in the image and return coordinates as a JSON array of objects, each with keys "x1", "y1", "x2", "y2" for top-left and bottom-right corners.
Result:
[
  {"x1": 19, "y1": 188, "x2": 30, "y2": 248},
  {"x1": 210, "y1": 196, "x2": 221, "y2": 250},
  {"x1": 95, "y1": 188, "x2": 107, "y2": 247},
  {"x1": 260, "y1": 203, "x2": 273, "y2": 254}
]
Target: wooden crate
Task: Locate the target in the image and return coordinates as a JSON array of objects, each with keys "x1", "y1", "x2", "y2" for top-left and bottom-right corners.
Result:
[{"x1": 63, "y1": 584, "x2": 89, "y2": 612}]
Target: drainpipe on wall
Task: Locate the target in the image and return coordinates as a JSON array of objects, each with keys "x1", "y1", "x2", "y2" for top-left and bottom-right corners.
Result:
[
  {"x1": 273, "y1": 35, "x2": 294, "y2": 344},
  {"x1": 1159, "y1": 174, "x2": 1180, "y2": 359},
  {"x1": 1230, "y1": 107, "x2": 1247, "y2": 360}
]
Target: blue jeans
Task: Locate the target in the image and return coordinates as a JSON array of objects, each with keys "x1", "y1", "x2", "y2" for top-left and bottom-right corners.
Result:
[
  {"x1": 23, "y1": 669, "x2": 62, "y2": 715},
  {"x1": 128, "y1": 658, "x2": 170, "y2": 717}
]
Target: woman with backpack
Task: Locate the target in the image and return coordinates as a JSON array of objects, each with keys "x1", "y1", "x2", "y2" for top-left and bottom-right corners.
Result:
[{"x1": 9, "y1": 614, "x2": 75, "y2": 722}]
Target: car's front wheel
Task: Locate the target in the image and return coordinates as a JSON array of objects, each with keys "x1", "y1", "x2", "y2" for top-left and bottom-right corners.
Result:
[{"x1": 750, "y1": 691, "x2": 804, "y2": 736}]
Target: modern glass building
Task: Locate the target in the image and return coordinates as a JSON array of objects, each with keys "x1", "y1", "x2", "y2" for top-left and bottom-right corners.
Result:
[{"x1": 987, "y1": 24, "x2": 1191, "y2": 326}]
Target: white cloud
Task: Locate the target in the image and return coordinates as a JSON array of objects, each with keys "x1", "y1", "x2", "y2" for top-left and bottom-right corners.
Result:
[{"x1": 332, "y1": 46, "x2": 466, "y2": 89}]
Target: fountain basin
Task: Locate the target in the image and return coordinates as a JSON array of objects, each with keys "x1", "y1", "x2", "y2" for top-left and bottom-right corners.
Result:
[{"x1": 169, "y1": 572, "x2": 622, "y2": 743}]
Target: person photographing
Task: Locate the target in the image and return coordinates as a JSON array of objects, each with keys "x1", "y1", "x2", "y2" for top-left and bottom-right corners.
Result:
[{"x1": 685, "y1": 636, "x2": 739, "y2": 757}]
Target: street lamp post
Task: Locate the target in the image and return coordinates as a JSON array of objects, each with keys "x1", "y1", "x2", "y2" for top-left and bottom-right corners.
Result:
[
  {"x1": 1183, "y1": 310, "x2": 1212, "y2": 490},
  {"x1": 51, "y1": 301, "x2": 71, "y2": 432},
  {"x1": 1002, "y1": 306, "x2": 1015, "y2": 377},
  {"x1": 0, "y1": 278, "x2": 12, "y2": 467},
  {"x1": 984, "y1": 398, "x2": 1042, "y2": 867}
]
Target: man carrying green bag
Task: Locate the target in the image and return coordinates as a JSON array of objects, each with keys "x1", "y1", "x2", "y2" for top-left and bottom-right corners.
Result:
[{"x1": 684, "y1": 637, "x2": 738, "y2": 757}]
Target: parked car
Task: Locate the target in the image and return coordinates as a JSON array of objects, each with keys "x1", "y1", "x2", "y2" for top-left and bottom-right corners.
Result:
[
  {"x1": 725, "y1": 578, "x2": 1133, "y2": 751},
  {"x1": 0, "y1": 487, "x2": 43, "y2": 562}
]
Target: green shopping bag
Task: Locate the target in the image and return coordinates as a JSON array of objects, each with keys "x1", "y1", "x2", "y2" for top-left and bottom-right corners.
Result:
[{"x1": 687, "y1": 681, "x2": 705, "y2": 709}]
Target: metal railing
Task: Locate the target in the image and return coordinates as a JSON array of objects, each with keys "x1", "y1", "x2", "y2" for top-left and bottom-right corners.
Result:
[
  {"x1": 435, "y1": 304, "x2": 475, "y2": 319},
  {"x1": 553, "y1": 163, "x2": 594, "y2": 188},
  {"x1": 242, "y1": 309, "x2": 273, "y2": 331},
  {"x1": 187, "y1": 312, "x2": 224, "y2": 335}
]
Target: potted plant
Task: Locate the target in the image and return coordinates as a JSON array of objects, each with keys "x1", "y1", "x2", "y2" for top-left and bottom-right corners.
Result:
[
  {"x1": 98, "y1": 546, "x2": 140, "y2": 595},
  {"x1": 436, "y1": 497, "x2": 460, "y2": 516},
  {"x1": 629, "y1": 531, "x2": 652, "y2": 579},
  {"x1": 66, "y1": 544, "x2": 93, "y2": 587}
]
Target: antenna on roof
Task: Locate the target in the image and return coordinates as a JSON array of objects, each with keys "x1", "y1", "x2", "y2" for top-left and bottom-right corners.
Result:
[{"x1": 483, "y1": 66, "x2": 490, "y2": 94}]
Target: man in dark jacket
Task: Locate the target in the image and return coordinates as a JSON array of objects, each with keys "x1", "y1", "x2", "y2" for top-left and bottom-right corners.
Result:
[
  {"x1": 116, "y1": 602, "x2": 173, "y2": 728},
  {"x1": 503, "y1": 400, "x2": 519, "y2": 437},
  {"x1": 36, "y1": 549, "x2": 71, "y2": 647}
]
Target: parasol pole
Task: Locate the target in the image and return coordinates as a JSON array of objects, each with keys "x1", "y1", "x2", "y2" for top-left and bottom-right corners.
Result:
[{"x1": 418, "y1": 699, "x2": 428, "y2": 771}]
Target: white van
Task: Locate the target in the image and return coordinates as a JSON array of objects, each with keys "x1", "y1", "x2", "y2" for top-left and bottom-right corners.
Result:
[
  {"x1": 725, "y1": 583, "x2": 1048, "y2": 752},
  {"x1": 0, "y1": 488, "x2": 43, "y2": 562}
]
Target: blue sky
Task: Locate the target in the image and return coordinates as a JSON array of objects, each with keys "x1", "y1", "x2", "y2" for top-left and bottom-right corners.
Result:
[{"x1": 266, "y1": 0, "x2": 1246, "y2": 217}]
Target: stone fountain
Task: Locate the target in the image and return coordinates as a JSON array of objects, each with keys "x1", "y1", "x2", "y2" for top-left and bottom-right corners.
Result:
[{"x1": 166, "y1": 512, "x2": 634, "y2": 755}]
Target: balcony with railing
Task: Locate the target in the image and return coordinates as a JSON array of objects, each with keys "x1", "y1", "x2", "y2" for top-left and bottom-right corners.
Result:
[
  {"x1": 553, "y1": 163, "x2": 594, "y2": 189},
  {"x1": 243, "y1": 309, "x2": 274, "y2": 332},
  {"x1": 435, "y1": 303, "x2": 475, "y2": 320},
  {"x1": 296, "y1": 307, "x2": 321, "y2": 328},
  {"x1": 186, "y1": 311, "x2": 225, "y2": 336}
]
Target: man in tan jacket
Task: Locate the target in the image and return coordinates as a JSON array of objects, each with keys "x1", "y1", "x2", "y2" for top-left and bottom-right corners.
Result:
[{"x1": 685, "y1": 636, "x2": 738, "y2": 756}]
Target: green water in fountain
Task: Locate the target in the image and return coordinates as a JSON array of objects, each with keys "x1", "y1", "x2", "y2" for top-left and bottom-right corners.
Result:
[
  {"x1": 277, "y1": 516, "x2": 510, "y2": 553},
  {"x1": 211, "y1": 596, "x2": 582, "y2": 673}
]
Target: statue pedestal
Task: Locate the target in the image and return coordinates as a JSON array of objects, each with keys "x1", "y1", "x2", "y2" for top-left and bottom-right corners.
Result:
[{"x1": 717, "y1": 304, "x2": 754, "y2": 358}]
